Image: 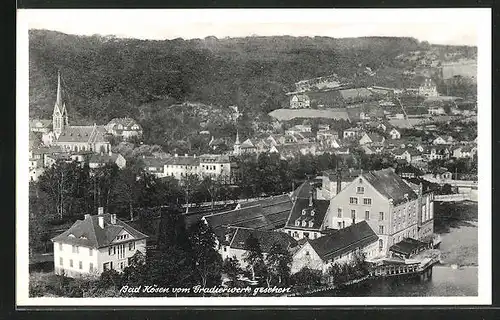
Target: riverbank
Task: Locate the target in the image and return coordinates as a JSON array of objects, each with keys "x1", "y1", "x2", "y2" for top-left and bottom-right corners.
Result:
[{"x1": 434, "y1": 201, "x2": 478, "y2": 267}]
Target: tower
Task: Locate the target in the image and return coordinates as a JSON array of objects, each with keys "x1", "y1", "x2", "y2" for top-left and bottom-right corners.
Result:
[
  {"x1": 52, "y1": 71, "x2": 68, "y2": 139},
  {"x1": 233, "y1": 130, "x2": 241, "y2": 156}
]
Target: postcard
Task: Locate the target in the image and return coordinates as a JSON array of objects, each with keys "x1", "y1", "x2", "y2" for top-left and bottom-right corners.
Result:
[{"x1": 16, "y1": 8, "x2": 491, "y2": 307}]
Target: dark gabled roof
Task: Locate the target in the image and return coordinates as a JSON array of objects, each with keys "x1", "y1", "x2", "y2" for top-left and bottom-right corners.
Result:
[
  {"x1": 51, "y1": 213, "x2": 148, "y2": 248},
  {"x1": 308, "y1": 221, "x2": 378, "y2": 261},
  {"x1": 389, "y1": 238, "x2": 429, "y2": 256},
  {"x1": 164, "y1": 156, "x2": 200, "y2": 166},
  {"x1": 290, "y1": 180, "x2": 321, "y2": 200},
  {"x1": 141, "y1": 157, "x2": 166, "y2": 168},
  {"x1": 228, "y1": 227, "x2": 298, "y2": 252},
  {"x1": 251, "y1": 194, "x2": 293, "y2": 229},
  {"x1": 362, "y1": 168, "x2": 418, "y2": 205},
  {"x1": 57, "y1": 125, "x2": 108, "y2": 143},
  {"x1": 285, "y1": 198, "x2": 329, "y2": 231},
  {"x1": 89, "y1": 153, "x2": 121, "y2": 164},
  {"x1": 107, "y1": 118, "x2": 142, "y2": 131},
  {"x1": 203, "y1": 205, "x2": 274, "y2": 232}
]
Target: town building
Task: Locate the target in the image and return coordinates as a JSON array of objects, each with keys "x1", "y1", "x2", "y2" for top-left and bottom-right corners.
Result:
[
  {"x1": 282, "y1": 181, "x2": 330, "y2": 240},
  {"x1": 389, "y1": 128, "x2": 401, "y2": 140},
  {"x1": 290, "y1": 221, "x2": 379, "y2": 274},
  {"x1": 418, "y1": 78, "x2": 439, "y2": 97},
  {"x1": 322, "y1": 168, "x2": 434, "y2": 255},
  {"x1": 106, "y1": 118, "x2": 143, "y2": 140},
  {"x1": 88, "y1": 152, "x2": 127, "y2": 169},
  {"x1": 343, "y1": 127, "x2": 364, "y2": 139},
  {"x1": 359, "y1": 132, "x2": 385, "y2": 146},
  {"x1": 51, "y1": 208, "x2": 148, "y2": 278},
  {"x1": 289, "y1": 94, "x2": 311, "y2": 109},
  {"x1": 217, "y1": 227, "x2": 298, "y2": 267},
  {"x1": 452, "y1": 145, "x2": 477, "y2": 159},
  {"x1": 47, "y1": 72, "x2": 111, "y2": 153}
]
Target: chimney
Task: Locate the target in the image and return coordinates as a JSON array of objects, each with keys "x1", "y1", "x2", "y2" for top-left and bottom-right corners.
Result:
[
  {"x1": 336, "y1": 169, "x2": 342, "y2": 195},
  {"x1": 98, "y1": 207, "x2": 104, "y2": 215},
  {"x1": 110, "y1": 214, "x2": 117, "y2": 225},
  {"x1": 84, "y1": 214, "x2": 90, "y2": 220},
  {"x1": 98, "y1": 216, "x2": 104, "y2": 229},
  {"x1": 309, "y1": 185, "x2": 313, "y2": 207}
]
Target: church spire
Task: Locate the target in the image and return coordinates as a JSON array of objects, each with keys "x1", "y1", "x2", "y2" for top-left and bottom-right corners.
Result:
[
  {"x1": 54, "y1": 70, "x2": 62, "y2": 113},
  {"x1": 235, "y1": 130, "x2": 240, "y2": 145}
]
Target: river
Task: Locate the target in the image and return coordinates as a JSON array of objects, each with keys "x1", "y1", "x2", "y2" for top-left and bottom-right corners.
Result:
[{"x1": 311, "y1": 201, "x2": 478, "y2": 297}]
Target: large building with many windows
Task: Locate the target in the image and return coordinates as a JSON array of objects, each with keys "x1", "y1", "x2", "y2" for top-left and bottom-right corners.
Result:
[
  {"x1": 51, "y1": 208, "x2": 148, "y2": 278},
  {"x1": 322, "y1": 168, "x2": 434, "y2": 255}
]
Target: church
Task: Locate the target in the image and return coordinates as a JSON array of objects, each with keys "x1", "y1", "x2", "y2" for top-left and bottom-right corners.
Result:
[{"x1": 40, "y1": 72, "x2": 111, "y2": 153}]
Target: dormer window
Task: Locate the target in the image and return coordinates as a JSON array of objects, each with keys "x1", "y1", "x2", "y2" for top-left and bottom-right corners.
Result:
[
  {"x1": 308, "y1": 221, "x2": 314, "y2": 228},
  {"x1": 68, "y1": 234, "x2": 75, "y2": 238},
  {"x1": 301, "y1": 209, "x2": 306, "y2": 215},
  {"x1": 302, "y1": 221, "x2": 307, "y2": 227},
  {"x1": 295, "y1": 220, "x2": 300, "y2": 227},
  {"x1": 311, "y1": 209, "x2": 315, "y2": 216}
]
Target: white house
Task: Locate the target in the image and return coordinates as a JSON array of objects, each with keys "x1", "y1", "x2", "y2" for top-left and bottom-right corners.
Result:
[
  {"x1": 389, "y1": 128, "x2": 401, "y2": 140},
  {"x1": 432, "y1": 136, "x2": 448, "y2": 145},
  {"x1": 89, "y1": 152, "x2": 127, "y2": 169},
  {"x1": 290, "y1": 221, "x2": 379, "y2": 274},
  {"x1": 51, "y1": 209, "x2": 148, "y2": 278},
  {"x1": 343, "y1": 128, "x2": 363, "y2": 139},
  {"x1": 106, "y1": 118, "x2": 143, "y2": 140},
  {"x1": 418, "y1": 78, "x2": 438, "y2": 97},
  {"x1": 218, "y1": 227, "x2": 298, "y2": 268}
]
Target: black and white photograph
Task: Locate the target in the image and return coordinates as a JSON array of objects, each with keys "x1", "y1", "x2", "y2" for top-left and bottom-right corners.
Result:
[{"x1": 16, "y1": 8, "x2": 491, "y2": 306}]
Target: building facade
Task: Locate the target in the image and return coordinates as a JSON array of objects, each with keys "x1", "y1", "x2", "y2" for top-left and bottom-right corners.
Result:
[{"x1": 51, "y1": 210, "x2": 148, "y2": 278}]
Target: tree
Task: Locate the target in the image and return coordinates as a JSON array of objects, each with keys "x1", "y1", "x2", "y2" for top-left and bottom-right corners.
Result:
[
  {"x1": 181, "y1": 173, "x2": 201, "y2": 213},
  {"x1": 265, "y1": 243, "x2": 292, "y2": 286},
  {"x1": 187, "y1": 221, "x2": 223, "y2": 288},
  {"x1": 201, "y1": 175, "x2": 223, "y2": 209},
  {"x1": 243, "y1": 234, "x2": 264, "y2": 281},
  {"x1": 222, "y1": 257, "x2": 243, "y2": 283}
]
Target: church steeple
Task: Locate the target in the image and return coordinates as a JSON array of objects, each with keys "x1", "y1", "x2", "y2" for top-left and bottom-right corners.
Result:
[
  {"x1": 233, "y1": 130, "x2": 241, "y2": 156},
  {"x1": 53, "y1": 70, "x2": 68, "y2": 139}
]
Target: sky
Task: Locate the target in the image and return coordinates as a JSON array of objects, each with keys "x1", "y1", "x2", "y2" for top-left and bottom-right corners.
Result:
[{"x1": 19, "y1": 9, "x2": 485, "y2": 46}]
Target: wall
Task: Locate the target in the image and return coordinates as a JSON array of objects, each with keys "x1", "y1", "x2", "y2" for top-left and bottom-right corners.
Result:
[
  {"x1": 54, "y1": 238, "x2": 146, "y2": 278},
  {"x1": 290, "y1": 242, "x2": 324, "y2": 273},
  {"x1": 97, "y1": 239, "x2": 147, "y2": 274},
  {"x1": 325, "y1": 176, "x2": 391, "y2": 253}
]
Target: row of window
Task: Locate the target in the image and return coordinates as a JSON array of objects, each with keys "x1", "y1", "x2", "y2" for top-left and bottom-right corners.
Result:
[
  {"x1": 295, "y1": 220, "x2": 314, "y2": 228},
  {"x1": 288, "y1": 230, "x2": 319, "y2": 239},
  {"x1": 109, "y1": 242, "x2": 135, "y2": 256},
  {"x1": 59, "y1": 244, "x2": 94, "y2": 256},
  {"x1": 337, "y1": 208, "x2": 384, "y2": 221},
  {"x1": 59, "y1": 257, "x2": 93, "y2": 272},
  {"x1": 349, "y1": 197, "x2": 372, "y2": 205},
  {"x1": 103, "y1": 258, "x2": 132, "y2": 272}
]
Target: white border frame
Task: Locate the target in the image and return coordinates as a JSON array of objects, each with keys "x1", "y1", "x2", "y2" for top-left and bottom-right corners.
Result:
[{"x1": 16, "y1": 8, "x2": 492, "y2": 306}]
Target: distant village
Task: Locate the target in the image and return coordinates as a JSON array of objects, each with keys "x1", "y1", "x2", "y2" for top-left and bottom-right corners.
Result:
[{"x1": 28, "y1": 54, "x2": 478, "y2": 296}]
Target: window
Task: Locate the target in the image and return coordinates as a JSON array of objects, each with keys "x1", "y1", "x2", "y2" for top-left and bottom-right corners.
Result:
[
  {"x1": 304, "y1": 232, "x2": 310, "y2": 239},
  {"x1": 301, "y1": 209, "x2": 306, "y2": 215},
  {"x1": 302, "y1": 221, "x2": 307, "y2": 227},
  {"x1": 129, "y1": 242, "x2": 135, "y2": 251},
  {"x1": 223, "y1": 246, "x2": 227, "y2": 252},
  {"x1": 120, "y1": 262, "x2": 125, "y2": 270},
  {"x1": 379, "y1": 212, "x2": 384, "y2": 221},
  {"x1": 70, "y1": 259, "x2": 73, "y2": 268},
  {"x1": 363, "y1": 198, "x2": 372, "y2": 205},
  {"x1": 351, "y1": 210, "x2": 356, "y2": 219},
  {"x1": 357, "y1": 187, "x2": 364, "y2": 194},
  {"x1": 337, "y1": 208, "x2": 342, "y2": 218},
  {"x1": 72, "y1": 245, "x2": 79, "y2": 254},
  {"x1": 338, "y1": 222, "x2": 342, "y2": 229},
  {"x1": 293, "y1": 232, "x2": 299, "y2": 238},
  {"x1": 103, "y1": 262, "x2": 110, "y2": 271},
  {"x1": 342, "y1": 221, "x2": 345, "y2": 228},
  {"x1": 109, "y1": 247, "x2": 113, "y2": 255},
  {"x1": 113, "y1": 246, "x2": 116, "y2": 255},
  {"x1": 79, "y1": 261, "x2": 83, "y2": 270},
  {"x1": 365, "y1": 210, "x2": 370, "y2": 220},
  {"x1": 295, "y1": 220, "x2": 300, "y2": 227},
  {"x1": 379, "y1": 225, "x2": 384, "y2": 234},
  {"x1": 378, "y1": 239, "x2": 384, "y2": 250},
  {"x1": 311, "y1": 209, "x2": 315, "y2": 216},
  {"x1": 59, "y1": 257, "x2": 63, "y2": 266},
  {"x1": 349, "y1": 197, "x2": 358, "y2": 204},
  {"x1": 89, "y1": 248, "x2": 93, "y2": 256},
  {"x1": 308, "y1": 221, "x2": 314, "y2": 228},
  {"x1": 89, "y1": 263, "x2": 94, "y2": 272}
]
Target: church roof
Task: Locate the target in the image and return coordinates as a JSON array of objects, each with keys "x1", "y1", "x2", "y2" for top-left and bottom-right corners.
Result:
[{"x1": 57, "y1": 125, "x2": 108, "y2": 143}]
